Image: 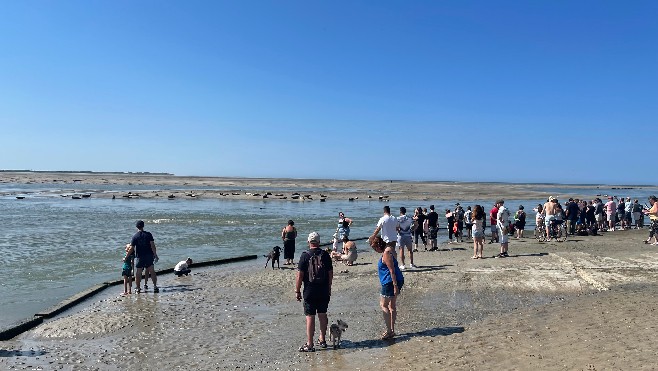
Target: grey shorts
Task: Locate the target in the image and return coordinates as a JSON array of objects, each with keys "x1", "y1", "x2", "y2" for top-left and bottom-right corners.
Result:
[{"x1": 397, "y1": 235, "x2": 413, "y2": 250}]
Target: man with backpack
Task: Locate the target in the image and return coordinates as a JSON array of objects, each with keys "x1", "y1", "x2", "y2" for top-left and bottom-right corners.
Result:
[{"x1": 295, "y1": 232, "x2": 334, "y2": 352}]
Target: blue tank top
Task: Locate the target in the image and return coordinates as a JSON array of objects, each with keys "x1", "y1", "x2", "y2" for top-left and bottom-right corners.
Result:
[{"x1": 378, "y1": 251, "x2": 403, "y2": 285}]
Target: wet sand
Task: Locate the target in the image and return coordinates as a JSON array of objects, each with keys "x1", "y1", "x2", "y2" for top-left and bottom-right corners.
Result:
[{"x1": 2, "y1": 227, "x2": 658, "y2": 370}]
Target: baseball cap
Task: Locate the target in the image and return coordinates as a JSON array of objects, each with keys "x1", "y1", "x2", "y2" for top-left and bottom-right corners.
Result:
[
  {"x1": 307, "y1": 231, "x2": 320, "y2": 243},
  {"x1": 136, "y1": 220, "x2": 145, "y2": 228}
]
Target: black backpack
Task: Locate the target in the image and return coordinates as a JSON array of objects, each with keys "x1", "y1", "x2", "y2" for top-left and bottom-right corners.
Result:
[{"x1": 306, "y1": 249, "x2": 328, "y2": 284}]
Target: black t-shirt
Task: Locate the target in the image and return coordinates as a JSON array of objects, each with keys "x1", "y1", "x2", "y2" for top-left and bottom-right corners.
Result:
[
  {"x1": 567, "y1": 202, "x2": 580, "y2": 220},
  {"x1": 415, "y1": 214, "x2": 426, "y2": 232},
  {"x1": 427, "y1": 211, "x2": 439, "y2": 228},
  {"x1": 617, "y1": 202, "x2": 625, "y2": 213},
  {"x1": 595, "y1": 203, "x2": 604, "y2": 214},
  {"x1": 297, "y1": 248, "x2": 333, "y2": 300},
  {"x1": 131, "y1": 231, "x2": 154, "y2": 258}
]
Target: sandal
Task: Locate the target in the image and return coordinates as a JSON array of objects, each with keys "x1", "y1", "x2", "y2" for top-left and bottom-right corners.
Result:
[
  {"x1": 471, "y1": 256, "x2": 478, "y2": 259},
  {"x1": 316, "y1": 339, "x2": 327, "y2": 349},
  {"x1": 381, "y1": 331, "x2": 395, "y2": 340},
  {"x1": 299, "y1": 344, "x2": 315, "y2": 352}
]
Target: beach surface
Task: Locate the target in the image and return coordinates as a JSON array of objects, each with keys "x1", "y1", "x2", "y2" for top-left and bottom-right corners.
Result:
[
  {"x1": 2, "y1": 226, "x2": 658, "y2": 370},
  {"x1": 2, "y1": 173, "x2": 657, "y2": 370}
]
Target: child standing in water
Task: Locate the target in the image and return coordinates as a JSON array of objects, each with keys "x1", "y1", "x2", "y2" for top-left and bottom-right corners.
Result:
[{"x1": 121, "y1": 243, "x2": 135, "y2": 296}]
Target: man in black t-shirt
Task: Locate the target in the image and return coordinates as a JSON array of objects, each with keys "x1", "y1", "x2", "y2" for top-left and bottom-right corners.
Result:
[
  {"x1": 130, "y1": 220, "x2": 159, "y2": 293},
  {"x1": 295, "y1": 232, "x2": 333, "y2": 352},
  {"x1": 566, "y1": 198, "x2": 580, "y2": 235},
  {"x1": 427, "y1": 205, "x2": 439, "y2": 251}
]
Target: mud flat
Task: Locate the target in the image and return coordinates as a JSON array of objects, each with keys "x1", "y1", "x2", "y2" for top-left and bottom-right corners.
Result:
[
  {"x1": 0, "y1": 171, "x2": 637, "y2": 201},
  {"x1": 2, "y1": 228, "x2": 657, "y2": 370}
]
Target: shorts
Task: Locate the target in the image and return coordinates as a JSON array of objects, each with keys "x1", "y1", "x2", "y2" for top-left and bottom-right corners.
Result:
[
  {"x1": 385, "y1": 241, "x2": 397, "y2": 249},
  {"x1": 122, "y1": 266, "x2": 132, "y2": 277},
  {"x1": 428, "y1": 227, "x2": 438, "y2": 240},
  {"x1": 473, "y1": 230, "x2": 484, "y2": 239},
  {"x1": 490, "y1": 225, "x2": 498, "y2": 233},
  {"x1": 303, "y1": 297, "x2": 330, "y2": 316},
  {"x1": 607, "y1": 213, "x2": 615, "y2": 222},
  {"x1": 625, "y1": 212, "x2": 632, "y2": 221},
  {"x1": 498, "y1": 225, "x2": 509, "y2": 244},
  {"x1": 617, "y1": 212, "x2": 625, "y2": 221},
  {"x1": 545, "y1": 215, "x2": 556, "y2": 227},
  {"x1": 596, "y1": 214, "x2": 604, "y2": 223},
  {"x1": 135, "y1": 255, "x2": 154, "y2": 269},
  {"x1": 380, "y1": 281, "x2": 404, "y2": 298},
  {"x1": 397, "y1": 235, "x2": 413, "y2": 250}
]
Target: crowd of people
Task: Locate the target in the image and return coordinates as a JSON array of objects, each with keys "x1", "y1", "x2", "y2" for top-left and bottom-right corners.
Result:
[{"x1": 291, "y1": 195, "x2": 658, "y2": 352}]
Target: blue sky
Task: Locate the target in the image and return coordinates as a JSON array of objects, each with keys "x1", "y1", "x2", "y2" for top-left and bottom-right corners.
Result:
[{"x1": 1, "y1": 1, "x2": 656, "y2": 184}]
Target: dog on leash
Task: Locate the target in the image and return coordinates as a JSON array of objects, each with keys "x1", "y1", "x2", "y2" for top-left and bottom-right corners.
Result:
[
  {"x1": 329, "y1": 319, "x2": 348, "y2": 349},
  {"x1": 263, "y1": 246, "x2": 282, "y2": 269}
]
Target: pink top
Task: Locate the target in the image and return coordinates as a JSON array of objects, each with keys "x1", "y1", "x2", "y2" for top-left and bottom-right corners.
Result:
[{"x1": 605, "y1": 201, "x2": 616, "y2": 214}]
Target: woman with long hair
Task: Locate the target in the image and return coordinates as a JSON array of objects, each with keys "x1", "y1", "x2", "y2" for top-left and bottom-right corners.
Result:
[{"x1": 471, "y1": 205, "x2": 485, "y2": 259}]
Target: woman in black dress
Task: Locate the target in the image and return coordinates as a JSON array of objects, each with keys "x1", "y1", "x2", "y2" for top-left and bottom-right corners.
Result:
[{"x1": 281, "y1": 220, "x2": 297, "y2": 265}]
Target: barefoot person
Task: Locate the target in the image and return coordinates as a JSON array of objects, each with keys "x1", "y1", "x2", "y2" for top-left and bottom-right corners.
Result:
[
  {"x1": 131, "y1": 220, "x2": 159, "y2": 293},
  {"x1": 295, "y1": 232, "x2": 333, "y2": 352},
  {"x1": 282, "y1": 220, "x2": 297, "y2": 265},
  {"x1": 369, "y1": 230, "x2": 404, "y2": 340},
  {"x1": 121, "y1": 243, "x2": 134, "y2": 295},
  {"x1": 330, "y1": 236, "x2": 358, "y2": 265}
]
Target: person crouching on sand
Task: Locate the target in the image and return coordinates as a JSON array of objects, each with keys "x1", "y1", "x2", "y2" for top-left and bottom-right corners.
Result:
[
  {"x1": 174, "y1": 257, "x2": 193, "y2": 276},
  {"x1": 121, "y1": 243, "x2": 135, "y2": 296}
]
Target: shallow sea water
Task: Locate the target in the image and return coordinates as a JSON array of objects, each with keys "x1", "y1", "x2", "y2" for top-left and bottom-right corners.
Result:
[{"x1": 1, "y1": 181, "x2": 655, "y2": 328}]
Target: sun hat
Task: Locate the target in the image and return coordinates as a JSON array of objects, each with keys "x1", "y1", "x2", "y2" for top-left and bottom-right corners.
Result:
[{"x1": 308, "y1": 231, "x2": 320, "y2": 243}]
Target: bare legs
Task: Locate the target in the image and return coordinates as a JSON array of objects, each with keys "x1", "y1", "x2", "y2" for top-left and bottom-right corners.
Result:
[
  {"x1": 380, "y1": 296, "x2": 397, "y2": 338},
  {"x1": 472, "y1": 237, "x2": 483, "y2": 258},
  {"x1": 305, "y1": 313, "x2": 328, "y2": 346}
]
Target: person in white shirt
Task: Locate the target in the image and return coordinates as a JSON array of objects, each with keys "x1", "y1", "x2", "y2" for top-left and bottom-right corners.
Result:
[
  {"x1": 174, "y1": 257, "x2": 193, "y2": 276},
  {"x1": 496, "y1": 200, "x2": 511, "y2": 258},
  {"x1": 372, "y1": 206, "x2": 399, "y2": 249},
  {"x1": 396, "y1": 207, "x2": 415, "y2": 270}
]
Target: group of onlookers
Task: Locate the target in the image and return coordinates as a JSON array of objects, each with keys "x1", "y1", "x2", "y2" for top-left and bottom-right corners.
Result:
[{"x1": 294, "y1": 195, "x2": 658, "y2": 353}]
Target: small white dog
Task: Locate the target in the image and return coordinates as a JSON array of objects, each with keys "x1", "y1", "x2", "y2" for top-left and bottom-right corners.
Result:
[{"x1": 329, "y1": 319, "x2": 349, "y2": 349}]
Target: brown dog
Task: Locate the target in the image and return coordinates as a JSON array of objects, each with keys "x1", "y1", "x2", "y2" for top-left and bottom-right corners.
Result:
[
  {"x1": 263, "y1": 246, "x2": 282, "y2": 269},
  {"x1": 329, "y1": 319, "x2": 349, "y2": 349}
]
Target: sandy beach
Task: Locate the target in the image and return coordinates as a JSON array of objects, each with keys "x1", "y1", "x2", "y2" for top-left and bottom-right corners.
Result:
[{"x1": 2, "y1": 173, "x2": 657, "y2": 370}]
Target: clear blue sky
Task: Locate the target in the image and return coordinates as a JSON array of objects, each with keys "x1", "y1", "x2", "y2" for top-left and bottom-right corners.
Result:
[{"x1": 1, "y1": 1, "x2": 656, "y2": 184}]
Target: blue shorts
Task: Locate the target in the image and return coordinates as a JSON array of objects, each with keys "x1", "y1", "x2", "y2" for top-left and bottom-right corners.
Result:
[
  {"x1": 380, "y1": 281, "x2": 404, "y2": 298},
  {"x1": 136, "y1": 255, "x2": 154, "y2": 269}
]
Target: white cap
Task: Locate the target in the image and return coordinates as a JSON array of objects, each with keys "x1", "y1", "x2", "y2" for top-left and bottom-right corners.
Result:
[{"x1": 307, "y1": 232, "x2": 320, "y2": 243}]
